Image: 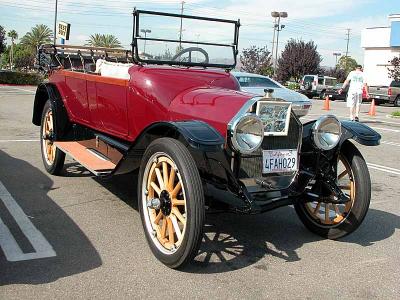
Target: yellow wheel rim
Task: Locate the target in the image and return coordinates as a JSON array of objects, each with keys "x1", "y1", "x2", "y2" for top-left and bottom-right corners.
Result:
[
  {"x1": 145, "y1": 155, "x2": 187, "y2": 252},
  {"x1": 42, "y1": 109, "x2": 56, "y2": 165}
]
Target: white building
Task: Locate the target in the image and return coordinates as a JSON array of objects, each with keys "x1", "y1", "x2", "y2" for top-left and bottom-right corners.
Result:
[{"x1": 361, "y1": 14, "x2": 400, "y2": 86}]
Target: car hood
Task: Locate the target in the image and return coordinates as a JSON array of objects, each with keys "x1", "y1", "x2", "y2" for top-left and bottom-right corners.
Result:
[{"x1": 241, "y1": 86, "x2": 310, "y2": 103}]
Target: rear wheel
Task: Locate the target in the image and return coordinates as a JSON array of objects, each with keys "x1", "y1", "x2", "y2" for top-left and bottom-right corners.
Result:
[
  {"x1": 40, "y1": 100, "x2": 65, "y2": 175},
  {"x1": 138, "y1": 138, "x2": 205, "y2": 268},
  {"x1": 394, "y1": 96, "x2": 400, "y2": 107},
  {"x1": 295, "y1": 141, "x2": 371, "y2": 239}
]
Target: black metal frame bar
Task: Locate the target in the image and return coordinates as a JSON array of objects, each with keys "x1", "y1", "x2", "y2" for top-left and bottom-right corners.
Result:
[{"x1": 131, "y1": 8, "x2": 240, "y2": 69}]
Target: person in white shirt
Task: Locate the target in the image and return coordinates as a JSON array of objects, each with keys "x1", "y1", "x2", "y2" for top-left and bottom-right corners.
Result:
[{"x1": 339, "y1": 65, "x2": 369, "y2": 122}]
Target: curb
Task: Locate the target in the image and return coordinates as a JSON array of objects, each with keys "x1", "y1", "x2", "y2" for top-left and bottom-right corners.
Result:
[{"x1": 387, "y1": 114, "x2": 400, "y2": 119}]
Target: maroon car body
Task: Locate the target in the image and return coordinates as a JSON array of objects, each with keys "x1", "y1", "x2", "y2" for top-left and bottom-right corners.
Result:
[{"x1": 31, "y1": 9, "x2": 381, "y2": 269}]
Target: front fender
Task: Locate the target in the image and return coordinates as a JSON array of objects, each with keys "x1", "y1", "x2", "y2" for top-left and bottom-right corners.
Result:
[{"x1": 302, "y1": 119, "x2": 381, "y2": 148}]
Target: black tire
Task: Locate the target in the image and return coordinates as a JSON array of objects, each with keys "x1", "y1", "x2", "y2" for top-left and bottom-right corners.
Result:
[
  {"x1": 40, "y1": 100, "x2": 65, "y2": 175},
  {"x1": 394, "y1": 96, "x2": 400, "y2": 107},
  {"x1": 295, "y1": 141, "x2": 371, "y2": 239},
  {"x1": 138, "y1": 138, "x2": 205, "y2": 268}
]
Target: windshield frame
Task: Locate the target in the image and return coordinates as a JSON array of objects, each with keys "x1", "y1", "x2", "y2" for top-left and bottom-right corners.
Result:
[{"x1": 132, "y1": 9, "x2": 240, "y2": 69}]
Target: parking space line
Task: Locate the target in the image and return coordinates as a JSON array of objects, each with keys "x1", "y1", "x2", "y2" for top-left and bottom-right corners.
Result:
[
  {"x1": 380, "y1": 141, "x2": 400, "y2": 147},
  {"x1": 0, "y1": 139, "x2": 39, "y2": 142},
  {"x1": 367, "y1": 163, "x2": 400, "y2": 176},
  {"x1": 0, "y1": 180, "x2": 56, "y2": 261}
]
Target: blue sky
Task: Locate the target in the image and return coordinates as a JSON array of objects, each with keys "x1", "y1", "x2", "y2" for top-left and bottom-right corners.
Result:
[{"x1": 1, "y1": 0, "x2": 398, "y2": 67}]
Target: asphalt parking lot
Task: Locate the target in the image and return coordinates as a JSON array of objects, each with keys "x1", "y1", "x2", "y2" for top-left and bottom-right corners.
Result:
[{"x1": 0, "y1": 85, "x2": 399, "y2": 299}]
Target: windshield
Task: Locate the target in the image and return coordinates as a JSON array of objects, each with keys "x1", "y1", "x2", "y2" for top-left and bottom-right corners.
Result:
[
  {"x1": 303, "y1": 76, "x2": 314, "y2": 83},
  {"x1": 236, "y1": 76, "x2": 281, "y2": 88},
  {"x1": 133, "y1": 10, "x2": 240, "y2": 69},
  {"x1": 325, "y1": 78, "x2": 337, "y2": 86}
]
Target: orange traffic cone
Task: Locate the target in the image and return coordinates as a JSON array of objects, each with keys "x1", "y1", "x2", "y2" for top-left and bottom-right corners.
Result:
[
  {"x1": 323, "y1": 95, "x2": 330, "y2": 110},
  {"x1": 368, "y1": 99, "x2": 376, "y2": 116}
]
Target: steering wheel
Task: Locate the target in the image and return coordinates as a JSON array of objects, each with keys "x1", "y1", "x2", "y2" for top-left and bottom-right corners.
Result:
[{"x1": 171, "y1": 47, "x2": 209, "y2": 64}]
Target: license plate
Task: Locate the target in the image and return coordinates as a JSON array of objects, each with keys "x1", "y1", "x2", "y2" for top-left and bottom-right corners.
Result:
[
  {"x1": 376, "y1": 95, "x2": 380, "y2": 98},
  {"x1": 262, "y1": 149, "x2": 298, "y2": 174},
  {"x1": 328, "y1": 94, "x2": 333, "y2": 98}
]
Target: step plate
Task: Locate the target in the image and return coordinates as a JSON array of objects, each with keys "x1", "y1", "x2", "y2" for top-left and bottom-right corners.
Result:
[{"x1": 55, "y1": 141, "x2": 116, "y2": 175}]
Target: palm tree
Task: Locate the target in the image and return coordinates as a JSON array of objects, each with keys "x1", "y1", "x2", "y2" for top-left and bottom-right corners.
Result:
[
  {"x1": 86, "y1": 34, "x2": 121, "y2": 48},
  {"x1": 7, "y1": 30, "x2": 18, "y2": 70},
  {"x1": 20, "y1": 24, "x2": 52, "y2": 53}
]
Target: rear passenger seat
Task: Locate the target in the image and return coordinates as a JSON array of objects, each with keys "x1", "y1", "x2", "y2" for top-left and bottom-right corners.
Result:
[{"x1": 95, "y1": 59, "x2": 133, "y2": 80}]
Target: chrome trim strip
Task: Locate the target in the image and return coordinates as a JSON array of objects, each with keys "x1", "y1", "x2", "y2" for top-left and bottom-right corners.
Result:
[{"x1": 227, "y1": 96, "x2": 262, "y2": 132}]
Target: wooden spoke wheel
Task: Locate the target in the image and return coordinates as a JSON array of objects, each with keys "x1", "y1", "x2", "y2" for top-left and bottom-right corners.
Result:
[
  {"x1": 295, "y1": 141, "x2": 371, "y2": 239},
  {"x1": 42, "y1": 109, "x2": 56, "y2": 165},
  {"x1": 139, "y1": 138, "x2": 204, "y2": 268},
  {"x1": 304, "y1": 155, "x2": 355, "y2": 226},
  {"x1": 40, "y1": 100, "x2": 65, "y2": 175},
  {"x1": 146, "y1": 155, "x2": 187, "y2": 251}
]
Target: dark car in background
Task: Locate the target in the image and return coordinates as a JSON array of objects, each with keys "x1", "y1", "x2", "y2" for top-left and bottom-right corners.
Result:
[{"x1": 326, "y1": 83, "x2": 349, "y2": 101}]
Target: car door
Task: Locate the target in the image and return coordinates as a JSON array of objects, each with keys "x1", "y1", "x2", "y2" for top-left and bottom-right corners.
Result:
[
  {"x1": 94, "y1": 77, "x2": 129, "y2": 138},
  {"x1": 63, "y1": 71, "x2": 90, "y2": 125}
]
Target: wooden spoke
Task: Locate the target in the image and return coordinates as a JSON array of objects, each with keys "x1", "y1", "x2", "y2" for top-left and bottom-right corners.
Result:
[
  {"x1": 172, "y1": 199, "x2": 185, "y2": 206},
  {"x1": 162, "y1": 161, "x2": 168, "y2": 188},
  {"x1": 167, "y1": 217, "x2": 175, "y2": 245},
  {"x1": 338, "y1": 185, "x2": 351, "y2": 190},
  {"x1": 172, "y1": 207, "x2": 186, "y2": 225},
  {"x1": 150, "y1": 182, "x2": 161, "y2": 196},
  {"x1": 325, "y1": 203, "x2": 330, "y2": 224},
  {"x1": 338, "y1": 169, "x2": 348, "y2": 180},
  {"x1": 160, "y1": 217, "x2": 167, "y2": 240},
  {"x1": 170, "y1": 215, "x2": 182, "y2": 240},
  {"x1": 154, "y1": 211, "x2": 163, "y2": 225},
  {"x1": 168, "y1": 167, "x2": 176, "y2": 191},
  {"x1": 171, "y1": 182, "x2": 181, "y2": 198},
  {"x1": 154, "y1": 168, "x2": 165, "y2": 190},
  {"x1": 313, "y1": 202, "x2": 321, "y2": 215}
]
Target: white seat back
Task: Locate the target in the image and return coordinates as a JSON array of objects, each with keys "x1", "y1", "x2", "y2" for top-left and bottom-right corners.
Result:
[{"x1": 95, "y1": 59, "x2": 133, "y2": 80}]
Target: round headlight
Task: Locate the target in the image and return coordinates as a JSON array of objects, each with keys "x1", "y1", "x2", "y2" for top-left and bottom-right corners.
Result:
[
  {"x1": 231, "y1": 114, "x2": 264, "y2": 154},
  {"x1": 312, "y1": 115, "x2": 341, "y2": 150}
]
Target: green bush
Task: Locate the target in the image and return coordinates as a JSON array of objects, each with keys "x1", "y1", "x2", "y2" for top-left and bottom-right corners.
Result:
[
  {"x1": 391, "y1": 111, "x2": 400, "y2": 117},
  {"x1": 0, "y1": 71, "x2": 43, "y2": 85},
  {"x1": 286, "y1": 82, "x2": 300, "y2": 90}
]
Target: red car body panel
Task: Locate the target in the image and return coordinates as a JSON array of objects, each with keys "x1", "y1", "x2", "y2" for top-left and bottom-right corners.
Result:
[{"x1": 50, "y1": 65, "x2": 249, "y2": 141}]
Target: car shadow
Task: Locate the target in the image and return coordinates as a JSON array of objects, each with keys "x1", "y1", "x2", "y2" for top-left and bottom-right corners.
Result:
[
  {"x1": 0, "y1": 150, "x2": 102, "y2": 285},
  {"x1": 95, "y1": 172, "x2": 400, "y2": 274}
]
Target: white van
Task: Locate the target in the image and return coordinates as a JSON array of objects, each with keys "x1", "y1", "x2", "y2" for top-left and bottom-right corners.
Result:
[{"x1": 300, "y1": 75, "x2": 337, "y2": 99}]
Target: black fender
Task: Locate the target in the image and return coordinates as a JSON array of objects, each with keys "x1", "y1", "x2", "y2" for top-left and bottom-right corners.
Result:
[
  {"x1": 114, "y1": 120, "x2": 225, "y2": 175},
  {"x1": 32, "y1": 83, "x2": 71, "y2": 139},
  {"x1": 301, "y1": 119, "x2": 381, "y2": 148}
]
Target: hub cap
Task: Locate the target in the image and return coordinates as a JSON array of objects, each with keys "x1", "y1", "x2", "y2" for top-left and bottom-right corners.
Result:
[{"x1": 142, "y1": 153, "x2": 187, "y2": 254}]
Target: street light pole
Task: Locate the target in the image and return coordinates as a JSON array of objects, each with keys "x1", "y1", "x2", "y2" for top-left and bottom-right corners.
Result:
[
  {"x1": 270, "y1": 13, "x2": 278, "y2": 68},
  {"x1": 271, "y1": 11, "x2": 287, "y2": 76},
  {"x1": 140, "y1": 29, "x2": 151, "y2": 54},
  {"x1": 53, "y1": 0, "x2": 58, "y2": 45}
]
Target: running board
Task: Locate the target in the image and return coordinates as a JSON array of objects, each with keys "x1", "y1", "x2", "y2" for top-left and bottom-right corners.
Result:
[{"x1": 55, "y1": 141, "x2": 116, "y2": 176}]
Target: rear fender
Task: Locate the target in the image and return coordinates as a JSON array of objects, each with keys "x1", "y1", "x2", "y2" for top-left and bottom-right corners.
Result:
[{"x1": 32, "y1": 83, "x2": 70, "y2": 138}]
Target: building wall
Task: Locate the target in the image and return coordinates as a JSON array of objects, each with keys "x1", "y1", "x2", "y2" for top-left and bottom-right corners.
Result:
[{"x1": 361, "y1": 14, "x2": 400, "y2": 86}]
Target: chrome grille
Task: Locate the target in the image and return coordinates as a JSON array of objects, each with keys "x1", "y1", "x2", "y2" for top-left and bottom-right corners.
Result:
[{"x1": 238, "y1": 114, "x2": 302, "y2": 188}]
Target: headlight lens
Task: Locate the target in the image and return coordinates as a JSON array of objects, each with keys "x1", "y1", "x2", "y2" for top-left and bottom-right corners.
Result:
[
  {"x1": 312, "y1": 115, "x2": 341, "y2": 150},
  {"x1": 231, "y1": 114, "x2": 264, "y2": 154}
]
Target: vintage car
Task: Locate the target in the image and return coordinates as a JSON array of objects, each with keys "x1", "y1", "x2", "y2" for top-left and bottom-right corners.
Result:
[{"x1": 33, "y1": 10, "x2": 381, "y2": 269}]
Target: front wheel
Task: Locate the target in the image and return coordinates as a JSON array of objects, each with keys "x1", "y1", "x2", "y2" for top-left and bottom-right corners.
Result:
[
  {"x1": 40, "y1": 100, "x2": 65, "y2": 175},
  {"x1": 138, "y1": 138, "x2": 205, "y2": 268},
  {"x1": 295, "y1": 141, "x2": 371, "y2": 239}
]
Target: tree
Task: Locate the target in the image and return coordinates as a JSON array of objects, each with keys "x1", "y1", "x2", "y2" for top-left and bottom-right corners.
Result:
[
  {"x1": 7, "y1": 29, "x2": 18, "y2": 70},
  {"x1": 1, "y1": 43, "x2": 35, "y2": 70},
  {"x1": 325, "y1": 67, "x2": 346, "y2": 82},
  {"x1": 20, "y1": 24, "x2": 52, "y2": 53},
  {"x1": 388, "y1": 55, "x2": 400, "y2": 82},
  {"x1": 240, "y1": 45, "x2": 273, "y2": 76},
  {"x1": 86, "y1": 34, "x2": 121, "y2": 48},
  {"x1": 0, "y1": 25, "x2": 6, "y2": 55},
  {"x1": 276, "y1": 39, "x2": 322, "y2": 82},
  {"x1": 337, "y1": 56, "x2": 358, "y2": 76}
]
